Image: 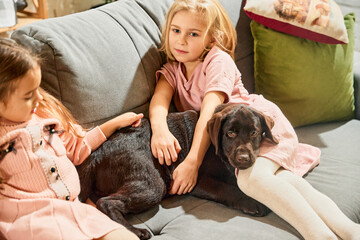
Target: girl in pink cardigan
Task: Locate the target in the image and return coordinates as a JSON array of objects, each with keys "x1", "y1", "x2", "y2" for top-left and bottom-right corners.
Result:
[
  {"x1": 0, "y1": 38, "x2": 142, "y2": 240},
  {"x1": 149, "y1": 0, "x2": 360, "y2": 239}
]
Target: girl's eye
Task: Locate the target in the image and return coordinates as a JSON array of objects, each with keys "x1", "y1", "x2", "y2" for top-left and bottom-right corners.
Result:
[
  {"x1": 189, "y1": 32, "x2": 198, "y2": 37},
  {"x1": 226, "y1": 131, "x2": 237, "y2": 138},
  {"x1": 250, "y1": 130, "x2": 258, "y2": 137},
  {"x1": 24, "y1": 95, "x2": 33, "y2": 101},
  {"x1": 172, "y1": 28, "x2": 180, "y2": 33}
]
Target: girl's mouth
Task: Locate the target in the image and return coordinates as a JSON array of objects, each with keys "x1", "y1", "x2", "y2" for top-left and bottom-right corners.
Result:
[{"x1": 175, "y1": 49, "x2": 187, "y2": 54}]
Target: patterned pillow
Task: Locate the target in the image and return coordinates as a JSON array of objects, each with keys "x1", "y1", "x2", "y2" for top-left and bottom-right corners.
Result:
[{"x1": 244, "y1": 0, "x2": 348, "y2": 44}]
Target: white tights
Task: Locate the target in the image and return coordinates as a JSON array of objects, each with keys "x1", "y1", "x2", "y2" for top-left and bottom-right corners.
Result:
[{"x1": 236, "y1": 157, "x2": 360, "y2": 240}]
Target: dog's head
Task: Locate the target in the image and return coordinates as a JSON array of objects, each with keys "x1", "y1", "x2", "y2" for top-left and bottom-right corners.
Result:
[{"x1": 207, "y1": 104, "x2": 278, "y2": 170}]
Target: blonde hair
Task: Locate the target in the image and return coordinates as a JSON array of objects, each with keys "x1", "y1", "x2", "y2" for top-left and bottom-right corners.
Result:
[
  {"x1": 0, "y1": 38, "x2": 83, "y2": 136},
  {"x1": 160, "y1": 0, "x2": 237, "y2": 62}
]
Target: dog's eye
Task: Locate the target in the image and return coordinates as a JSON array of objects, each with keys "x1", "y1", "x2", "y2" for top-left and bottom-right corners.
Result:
[
  {"x1": 250, "y1": 130, "x2": 258, "y2": 137},
  {"x1": 226, "y1": 131, "x2": 237, "y2": 138}
]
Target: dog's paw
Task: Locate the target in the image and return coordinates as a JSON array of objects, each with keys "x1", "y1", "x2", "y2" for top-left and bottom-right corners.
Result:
[
  {"x1": 240, "y1": 200, "x2": 271, "y2": 217},
  {"x1": 232, "y1": 198, "x2": 271, "y2": 217},
  {"x1": 133, "y1": 227, "x2": 152, "y2": 240}
]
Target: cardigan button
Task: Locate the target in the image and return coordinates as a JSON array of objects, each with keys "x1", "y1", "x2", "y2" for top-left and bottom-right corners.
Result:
[
  {"x1": 65, "y1": 196, "x2": 70, "y2": 201},
  {"x1": 50, "y1": 167, "x2": 56, "y2": 173}
]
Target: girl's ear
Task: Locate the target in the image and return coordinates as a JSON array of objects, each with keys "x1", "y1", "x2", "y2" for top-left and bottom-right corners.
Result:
[{"x1": 209, "y1": 37, "x2": 216, "y2": 47}]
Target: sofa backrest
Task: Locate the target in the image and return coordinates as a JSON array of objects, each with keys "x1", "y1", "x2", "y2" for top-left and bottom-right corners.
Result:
[
  {"x1": 11, "y1": 0, "x2": 171, "y2": 128},
  {"x1": 11, "y1": 0, "x2": 251, "y2": 128},
  {"x1": 11, "y1": 0, "x2": 358, "y2": 127}
]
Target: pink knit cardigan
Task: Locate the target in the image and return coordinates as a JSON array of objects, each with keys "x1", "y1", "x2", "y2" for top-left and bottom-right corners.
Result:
[{"x1": 0, "y1": 115, "x2": 122, "y2": 240}]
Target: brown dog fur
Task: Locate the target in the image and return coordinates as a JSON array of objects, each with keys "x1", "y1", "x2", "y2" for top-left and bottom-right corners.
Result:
[
  {"x1": 207, "y1": 103, "x2": 278, "y2": 170},
  {"x1": 77, "y1": 104, "x2": 275, "y2": 239}
]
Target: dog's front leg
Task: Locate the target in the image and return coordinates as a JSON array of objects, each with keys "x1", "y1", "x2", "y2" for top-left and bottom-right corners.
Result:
[{"x1": 192, "y1": 177, "x2": 270, "y2": 217}]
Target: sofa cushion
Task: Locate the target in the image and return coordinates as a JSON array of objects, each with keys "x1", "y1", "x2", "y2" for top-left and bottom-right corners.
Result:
[
  {"x1": 233, "y1": 0, "x2": 255, "y2": 93},
  {"x1": 252, "y1": 13, "x2": 355, "y2": 127},
  {"x1": 296, "y1": 120, "x2": 360, "y2": 223},
  {"x1": 11, "y1": 0, "x2": 173, "y2": 128},
  {"x1": 244, "y1": 0, "x2": 349, "y2": 44},
  {"x1": 10, "y1": 0, "x2": 251, "y2": 127},
  {"x1": 126, "y1": 120, "x2": 360, "y2": 239},
  {"x1": 9, "y1": 0, "x2": 360, "y2": 239}
]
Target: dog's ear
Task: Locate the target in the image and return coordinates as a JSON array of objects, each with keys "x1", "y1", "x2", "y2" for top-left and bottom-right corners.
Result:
[
  {"x1": 207, "y1": 111, "x2": 222, "y2": 154},
  {"x1": 214, "y1": 103, "x2": 231, "y2": 114},
  {"x1": 207, "y1": 104, "x2": 235, "y2": 155},
  {"x1": 260, "y1": 113, "x2": 279, "y2": 144},
  {"x1": 207, "y1": 111, "x2": 231, "y2": 155}
]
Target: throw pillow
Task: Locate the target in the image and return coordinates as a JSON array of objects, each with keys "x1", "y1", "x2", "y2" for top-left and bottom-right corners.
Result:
[
  {"x1": 252, "y1": 13, "x2": 355, "y2": 127},
  {"x1": 244, "y1": 0, "x2": 348, "y2": 44}
]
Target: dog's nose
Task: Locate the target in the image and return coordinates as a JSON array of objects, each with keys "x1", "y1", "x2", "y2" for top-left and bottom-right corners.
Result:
[
  {"x1": 234, "y1": 145, "x2": 255, "y2": 169},
  {"x1": 235, "y1": 152, "x2": 250, "y2": 164}
]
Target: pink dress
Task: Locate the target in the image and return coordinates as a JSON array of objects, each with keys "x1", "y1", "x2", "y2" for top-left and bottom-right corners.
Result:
[
  {"x1": 156, "y1": 46, "x2": 320, "y2": 176},
  {"x1": 0, "y1": 114, "x2": 123, "y2": 240}
]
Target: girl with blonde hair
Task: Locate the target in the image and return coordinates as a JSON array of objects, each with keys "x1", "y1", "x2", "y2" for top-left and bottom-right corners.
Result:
[
  {"x1": 151, "y1": 0, "x2": 237, "y2": 194},
  {"x1": 150, "y1": 0, "x2": 360, "y2": 239},
  {"x1": 0, "y1": 38, "x2": 142, "y2": 240}
]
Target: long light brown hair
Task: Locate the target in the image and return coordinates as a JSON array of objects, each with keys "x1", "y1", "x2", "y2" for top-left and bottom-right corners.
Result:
[
  {"x1": 0, "y1": 38, "x2": 83, "y2": 136},
  {"x1": 160, "y1": 0, "x2": 237, "y2": 62}
]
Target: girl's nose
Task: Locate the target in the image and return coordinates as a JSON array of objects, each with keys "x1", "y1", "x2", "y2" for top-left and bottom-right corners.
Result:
[
  {"x1": 178, "y1": 34, "x2": 187, "y2": 45},
  {"x1": 35, "y1": 89, "x2": 44, "y2": 102}
]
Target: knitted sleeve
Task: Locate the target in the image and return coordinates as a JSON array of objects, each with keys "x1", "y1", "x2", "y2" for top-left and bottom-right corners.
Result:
[{"x1": 60, "y1": 126, "x2": 107, "y2": 165}]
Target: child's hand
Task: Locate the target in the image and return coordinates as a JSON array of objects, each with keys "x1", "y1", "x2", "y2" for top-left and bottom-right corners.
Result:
[
  {"x1": 99, "y1": 112, "x2": 143, "y2": 138},
  {"x1": 116, "y1": 112, "x2": 144, "y2": 129},
  {"x1": 169, "y1": 157, "x2": 199, "y2": 195},
  {"x1": 151, "y1": 129, "x2": 181, "y2": 166}
]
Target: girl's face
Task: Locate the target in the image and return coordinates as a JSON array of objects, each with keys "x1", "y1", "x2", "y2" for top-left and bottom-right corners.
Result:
[
  {"x1": 0, "y1": 64, "x2": 43, "y2": 123},
  {"x1": 169, "y1": 10, "x2": 213, "y2": 66}
]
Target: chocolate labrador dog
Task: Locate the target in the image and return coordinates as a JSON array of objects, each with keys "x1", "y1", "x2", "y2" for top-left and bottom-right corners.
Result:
[
  {"x1": 207, "y1": 103, "x2": 279, "y2": 172},
  {"x1": 77, "y1": 104, "x2": 277, "y2": 240}
]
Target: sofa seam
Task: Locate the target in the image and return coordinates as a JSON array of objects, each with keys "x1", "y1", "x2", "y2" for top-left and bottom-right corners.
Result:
[
  {"x1": 156, "y1": 199, "x2": 212, "y2": 235},
  {"x1": 95, "y1": 1, "x2": 159, "y2": 106},
  {"x1": 25, "y1": 34, "x2": 64, "y2": 103},
  {"x1": 129, "y1": 215, "x2": 153, "y2": 235},
  {"x1": 130, "y1": 198, "x2": 211, "y2": 237},
  {"x1": 46, "y1": 40, "x2": 64, "y2": 103}
]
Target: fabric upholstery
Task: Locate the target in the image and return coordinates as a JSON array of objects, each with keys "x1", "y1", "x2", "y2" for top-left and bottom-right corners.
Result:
[
  {"x1": 125, "y1": 120, "x2": 360, "y2": 239},
  {"x1": 11, "y1": 0, "x2": 173, "y2": 128},
  {"x1": 10, "y1": 0, "x2": 360, "y2": 239}
]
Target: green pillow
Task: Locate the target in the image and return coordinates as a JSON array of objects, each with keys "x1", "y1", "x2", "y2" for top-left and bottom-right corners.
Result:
[{"x1": 252, "y1": 13, "x2": 355, "y2": 127}]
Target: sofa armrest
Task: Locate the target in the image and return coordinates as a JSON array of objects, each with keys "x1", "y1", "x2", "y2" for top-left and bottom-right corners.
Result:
[
  {"x1": 354, "y1": 70, "x2": 360, "y2": 120},
  {"x1": 354, "y1": 50, "x2": 360, "y2": 120}
]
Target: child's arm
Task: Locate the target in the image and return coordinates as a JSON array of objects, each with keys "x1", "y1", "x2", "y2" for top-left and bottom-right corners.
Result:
[
  {"x1": 149, "y1": 76, "x2": 181, "y2": 165},
  {"x1": 169, "y1": 91, "x2": 225, "y2": 195},
  {"x1": 62, "y1": 112, "x2": 143, "y2": 165},
  {"x1": 99, "y1": 112, "x2": 144, "y2": 138}
]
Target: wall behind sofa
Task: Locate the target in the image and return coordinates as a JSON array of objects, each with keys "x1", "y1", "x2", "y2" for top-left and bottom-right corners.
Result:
[
  {"x1": 336, "y1": 0, "x2": 360, "y2": 53},
  {"x1": 47, "y1": 0, "x2": 104, "y2": 17},
  {"x1": 45, "y1": 0, "x2": 359, "y2": 52}
]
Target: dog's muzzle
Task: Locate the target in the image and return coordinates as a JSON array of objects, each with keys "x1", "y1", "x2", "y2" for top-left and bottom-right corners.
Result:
[{"x1": 233, "y1": 144, "x2": 255, "y2": 170}]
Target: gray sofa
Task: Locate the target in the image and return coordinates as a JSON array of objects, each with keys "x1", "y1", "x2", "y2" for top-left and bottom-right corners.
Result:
[{"x1": 11, "y1": 0, "x2": 360, "y2": 239}]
